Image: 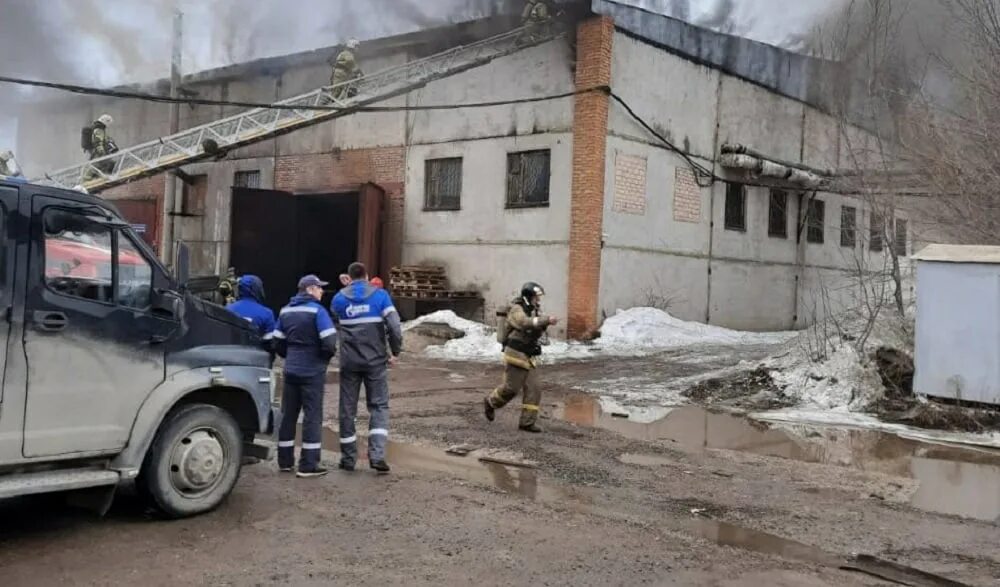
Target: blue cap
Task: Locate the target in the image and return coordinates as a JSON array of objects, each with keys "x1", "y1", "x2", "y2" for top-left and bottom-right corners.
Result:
[{"x1": 298, "y1": 274, "x2": 329, "y2": 290}]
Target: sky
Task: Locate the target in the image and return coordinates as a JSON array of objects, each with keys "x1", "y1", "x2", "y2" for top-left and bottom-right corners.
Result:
[{"x1": 0, "y1": 0, "x2": 841, "y2": 150}]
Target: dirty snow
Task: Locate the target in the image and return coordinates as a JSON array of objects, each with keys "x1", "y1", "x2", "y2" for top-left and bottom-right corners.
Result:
[{"x1": 404, "y1": 308, "x2": 795, "y2": 362}]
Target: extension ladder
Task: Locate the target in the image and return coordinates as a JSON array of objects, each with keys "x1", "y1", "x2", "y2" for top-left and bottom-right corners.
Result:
[{"x1": 37, "y1": 24, "x2": 563, "y2": 193}]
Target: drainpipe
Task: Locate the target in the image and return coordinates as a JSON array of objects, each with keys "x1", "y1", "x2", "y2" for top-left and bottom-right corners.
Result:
[{"x1": 162, "y1": 10, "x2": 182, "y2": 265}]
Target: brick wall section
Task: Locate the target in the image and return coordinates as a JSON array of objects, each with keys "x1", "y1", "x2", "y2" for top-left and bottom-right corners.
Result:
[
  {"x1": 612, "y1": 152, "x2": 647, "y2": 215},
  {"x1": 568, "y1": 16, "x2": 614, "y2": 339},
  {"x1": 673, "y1": 167, "x2": 701, "y2": 223},
  {"x1": 274, "y1": 146, "x2": 406, "y2": 272},
  {"x1": 102, "y1": 175, "x2": 166, "y2": 254}
]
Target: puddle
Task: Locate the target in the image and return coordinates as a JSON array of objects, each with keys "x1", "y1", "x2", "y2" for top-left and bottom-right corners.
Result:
[
  {"x1": 312, "y1": 427, "x2": 589, "y2": 505},
  {"x1": 555, "y1": 394, "x2": 1000, "y2": 523},
  {"x1": 297, "y1": 427, "x2": 966, "y2": 584},
  {"x1": 618, "y1": 453, "x2": 674, "y2": 467},
  {"x1": 688, "y1": 518, "x2": 840, "y2": 567}
]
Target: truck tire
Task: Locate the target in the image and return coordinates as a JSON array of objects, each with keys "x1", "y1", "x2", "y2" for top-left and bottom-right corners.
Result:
[{"x1": 137, "y1": 404, "x2": 244, "y2": 519}]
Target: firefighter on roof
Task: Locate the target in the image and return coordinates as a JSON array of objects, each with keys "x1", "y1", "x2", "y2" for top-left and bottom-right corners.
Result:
[
  {"x1": 330, "y1": 38, "x2": 363, "y2": 100},
  {"x1": 484, "y1": 282, "x2": 558, "y2": 433},
  {"x1": 0, "y1": 150, "x2": 22, "y2": 178},
  {"x1": 523, "y1": 0, "x2": 552, "y2": 24}
]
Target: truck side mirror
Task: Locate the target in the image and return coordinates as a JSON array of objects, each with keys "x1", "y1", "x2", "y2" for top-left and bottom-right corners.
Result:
[{"x1": 175, "y1": 242, "x2": 191, "y2": 289}]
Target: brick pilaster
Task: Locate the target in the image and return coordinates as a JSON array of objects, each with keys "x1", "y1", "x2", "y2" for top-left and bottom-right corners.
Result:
[{"x1": 568, "y1": 16, "x2": 614, "y2": 339}]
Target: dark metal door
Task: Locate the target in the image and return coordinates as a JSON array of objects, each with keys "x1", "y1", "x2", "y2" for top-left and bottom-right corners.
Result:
[
  {"x1": 357, "y1": 183, "x2": 384, "y2": 277},
  {"x1": 230, "y1": 188, "x2": 298, "y2": 314}
]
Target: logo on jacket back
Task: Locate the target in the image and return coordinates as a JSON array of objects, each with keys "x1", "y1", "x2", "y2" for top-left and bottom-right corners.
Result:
[{"x1": 345, "y1": 304, "x2": 371, "y2": 318}]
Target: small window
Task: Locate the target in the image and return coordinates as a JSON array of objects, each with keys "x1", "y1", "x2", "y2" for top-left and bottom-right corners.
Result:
[
  {"x1": 767, "y1": 189, "x2": 787, "y2": 238},
  {"x1": 724, "y1": 183, "x2": 746, "y2": 232},
  {"x1": 840, "y1": 205, "x2": 857, "y2": 248},
  {"x1": 506, "y1": 150, "x2": 551, "y2": 208},
  {"x1": 806, "y1": 199, "x2": 825, "y2": 244},
  {"x1": 870, "y1": 213, "x2": 884, "y2": 252},
  {"x1": 234, "y1": 170, "x2": 261, "y2": 189},
  {"x1": 424, "y1": 158, "x2": 463, "y2": 211},
  {"x1": 43, "y1": 209, "x2": 114, "y2": 303},
  {"x1": 117, "y1": 233, "x2": 153, "y2": 311},
  {"x1": 894, "y1": 218, "x2": 908, "y2": 257}
]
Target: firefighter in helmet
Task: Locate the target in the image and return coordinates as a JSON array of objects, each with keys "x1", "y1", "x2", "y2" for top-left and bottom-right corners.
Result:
[
  {"x1": 330, "y1": 38, "x2": 363, "y2": 100},
  {"x1": 522, "y1": 0, "x2": 552, "y2": 25},
  {"x1": 0, "y1": 150, "x2": 22, "y2": 178},
  {"x1": 84, "y1": 114, "x2": 119, "y2": 179},
  {"x1": 484, "y1": 282, "x2": 558, "y2": 433}
]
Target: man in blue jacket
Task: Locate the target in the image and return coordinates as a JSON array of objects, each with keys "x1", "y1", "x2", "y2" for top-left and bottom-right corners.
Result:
[
  {"x1": 227, "y1": 275, "x2": 277, "y2": 341},
  {"x1": 273, "y1": 275, "x2": 338, "y2": 478},
  {"x1": 331, "y1": 262, "x2": 402, "y2": 473}
]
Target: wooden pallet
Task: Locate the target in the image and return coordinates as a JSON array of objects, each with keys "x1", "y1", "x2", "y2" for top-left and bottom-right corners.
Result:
[{"x1": 393, "y1": 289, "x2": 481, "y2": 300}]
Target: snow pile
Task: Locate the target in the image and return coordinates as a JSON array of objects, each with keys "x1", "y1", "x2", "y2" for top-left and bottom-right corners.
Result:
[
  {"x1": 403, "y1": 307, "x2": 795, "y2": 362},
  {"x1": 768, "y1": 345, "x2": 882, "y2": 411},
  {"x1": 598, "y1": 308, "x2": 795, "y2": 353},
  {"x1": 403, "y1": 310, "x2": 501, "y2": 360},
  {"x1": 762, "y1": 311, "x2": 913, "y2": 413}
]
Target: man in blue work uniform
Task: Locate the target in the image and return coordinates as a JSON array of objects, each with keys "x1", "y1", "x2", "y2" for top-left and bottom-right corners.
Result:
[
  {"x1": 273, "y1": 275, "x2": 338, "y2": 478},
  {"x1": 331, "y1": 262, "x2": 402, "y2": 473},
  {"x1": 227, "y1": 275, "x2": 276, "y2": 342}
]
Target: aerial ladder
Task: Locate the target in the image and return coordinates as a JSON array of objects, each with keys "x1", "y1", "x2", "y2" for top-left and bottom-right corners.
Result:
[{"x1": 35, "y1": 25, "x2": 565, "y2": 194}]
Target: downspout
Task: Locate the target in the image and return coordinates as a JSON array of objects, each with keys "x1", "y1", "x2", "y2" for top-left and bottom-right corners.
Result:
[{"x1": 706, "y1": 72, "x2": 724, "y2": 324}]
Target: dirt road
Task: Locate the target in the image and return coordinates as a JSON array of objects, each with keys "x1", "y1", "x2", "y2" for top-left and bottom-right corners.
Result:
[{"x1": 1, "y1": 354, "x2": 998, "y2": 586}]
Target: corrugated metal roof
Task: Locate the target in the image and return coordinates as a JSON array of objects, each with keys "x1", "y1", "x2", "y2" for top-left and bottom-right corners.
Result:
[{"x1": 913, "y1": 244, "x2": 1000, "y2": 264}]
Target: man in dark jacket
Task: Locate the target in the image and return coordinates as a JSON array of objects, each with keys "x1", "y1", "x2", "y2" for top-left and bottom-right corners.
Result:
[
  {"x1": 273, "y1": 275, "x2": 338, "y2": 478},
  {"x1": 331, "y1": 262, "x2": 402, "y2": 473},
  {"x1": 227, "y1": 275, "x2": 276, "y2": 341}
]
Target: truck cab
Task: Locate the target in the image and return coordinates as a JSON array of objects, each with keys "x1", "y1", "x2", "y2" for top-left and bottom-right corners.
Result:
[{"x1": 0, "y1": 180, "x2": 276, "y2": 518}]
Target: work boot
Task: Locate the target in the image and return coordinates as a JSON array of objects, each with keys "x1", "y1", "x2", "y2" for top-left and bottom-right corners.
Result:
[
  {"x1": 519, "y1": 424, "x2": 543, "y2": 434},
  {"x1": 338, "y1": 461, "x2": 355, "y2": 472},
  {"x1": 296, "y1": 466, "x2": 329, "y2": 478},
  {"x1": 484, "y1": 398, "x2": 496, "y2": 422},
  {"x1": 370, "y1": 460, "x2": 391, "y2": 474}
]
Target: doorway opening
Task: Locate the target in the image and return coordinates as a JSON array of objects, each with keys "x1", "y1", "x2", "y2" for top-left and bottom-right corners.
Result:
[{"x1": 230, "y1": 186, "x2": 382, "y2": 314}]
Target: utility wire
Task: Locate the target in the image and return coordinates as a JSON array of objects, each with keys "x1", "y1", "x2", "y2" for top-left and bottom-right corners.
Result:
[
  {"x1": 3, "y1": 73, "x2": 872, "y2": 193},
  {"x1": 0, "y1": 74, "x2": 582, "y2": 113}
]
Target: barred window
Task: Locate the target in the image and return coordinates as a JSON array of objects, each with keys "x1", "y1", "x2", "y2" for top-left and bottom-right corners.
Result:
[
  {"x1": 724, "y1": 182, "x2": 746, "y2": 232},
  {"x1": 768, "y1": 189, "x2": 787, "y2": 238},
  {"x1": 506, "y1": 150, "x2": 551, "y2": 208},
  {"x1": 424, "y1": 158, "x2": 463, "y2": 211},
  {"x1": 806, "y1": 199, "x2": 825, "y2": 244},
  {"x1": 234, "y1": 170, "x2": 261, "y2": 189},
  {"x1": 840, "y1": 205, "x2": 857, "y2": 248}
]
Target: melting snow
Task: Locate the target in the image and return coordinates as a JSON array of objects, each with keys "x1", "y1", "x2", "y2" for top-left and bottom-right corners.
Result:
[{"x1": 403, "y1": 308, "x2": 796, "y2": 362}]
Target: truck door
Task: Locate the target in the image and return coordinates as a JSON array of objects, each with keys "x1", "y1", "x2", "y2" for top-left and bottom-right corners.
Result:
[
  {"x1": 0, "y1": 187, "x2": 18, "y2": 408},
  {"x1": 22, "y1": 194, "x2": 176, "y2": 457}
]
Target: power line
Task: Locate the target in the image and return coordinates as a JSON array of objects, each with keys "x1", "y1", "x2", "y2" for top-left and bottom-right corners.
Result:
[{"x1": 0, "y1": 74, "x2": 583, "y2": 113}]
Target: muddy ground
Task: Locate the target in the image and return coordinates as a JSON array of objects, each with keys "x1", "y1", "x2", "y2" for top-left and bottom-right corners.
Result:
[{"x1": 2, "y1": 350, "x2": 999, "y2": 586}]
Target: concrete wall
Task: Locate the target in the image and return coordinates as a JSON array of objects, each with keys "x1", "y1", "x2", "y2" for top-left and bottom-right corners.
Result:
[
  {"x1": 600, "y1": 31, "x2": 908, "y2": 331},
  {"x1": 403, "y1": 133, "x2": 573, "y2": 338}
]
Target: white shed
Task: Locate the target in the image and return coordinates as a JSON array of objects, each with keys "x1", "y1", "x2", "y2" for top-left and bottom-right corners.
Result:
[{"x1": 913, "y1": 244, "x2": 1000, "y2": 405}]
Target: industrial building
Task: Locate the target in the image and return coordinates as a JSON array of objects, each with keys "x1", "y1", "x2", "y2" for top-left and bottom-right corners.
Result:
[{"x1": 17, "y1": 0, "x2": 910, "y2": 339}]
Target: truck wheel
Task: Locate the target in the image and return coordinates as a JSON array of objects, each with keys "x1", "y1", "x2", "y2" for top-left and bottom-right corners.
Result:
[{"x1": 138, "y1": 404, "x2": 244, "y2": 519}]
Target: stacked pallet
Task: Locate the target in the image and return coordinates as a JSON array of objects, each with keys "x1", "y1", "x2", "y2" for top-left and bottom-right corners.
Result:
[{"x1": 389, "y1": 265, "x2": 479, "y2": 299}]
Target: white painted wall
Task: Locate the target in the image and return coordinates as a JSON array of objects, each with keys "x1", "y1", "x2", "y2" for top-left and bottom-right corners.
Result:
[{"x1": 403, "y1": 133, "x2": 573, "y2": 337}]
